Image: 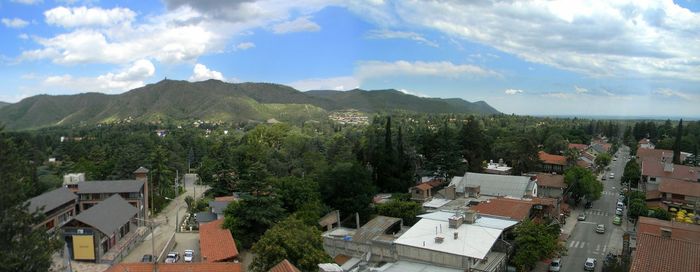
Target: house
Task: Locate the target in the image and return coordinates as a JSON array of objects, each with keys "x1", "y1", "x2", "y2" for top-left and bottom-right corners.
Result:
[
  {"x1": 470, "y1": 197, "x2": 559, "y2": 222},
  {"x1": 656, "y1": 179, "x2": 700, "y2": 213},
  {"x1": 200, "y1": 218, "x2": 239, "y2": 262},
  {"x1": 106, "y1": 263, "x2": 243, "y2": 272},
  {"x1": 538, "y1": 151, "x2": 568, "y2": 173},
  {"x1": 410, "y1": 183, "x2": 433, "y2": 202},
  {"x1": 61, "y1": 195, "x2": 138, "y2": 263},
  {"x1": 26, "y1": 187, "x2": 78, "y2": 233},
  {"x1": 568, "y1": 143, "x2": 588, "y2": 152},
  {"x1": 393, "y1": 210, "x2": 516, "y2": 271},
  {"x1": 587, "y1": 142, "x2": 611, "y2": 157},
  {"x1": 448, "y1": 172, "x2": 537, "y2": 198},
  {"x1": 269, "y1": 259, "x2": 301, "y2": 272},
  {"x1": 630, "y1": 217, "x2": 700, "y2": 272},
  {"x1": 483, "y1": 159, "x2": 512, "y2": 175},
  {"x1": 637, "y1": 148, "x2": 687, "y2": 163},
  {"x1": 76, "y1": 167, "x2": 149, "y2": 223},
  {"x1": 209, "y1": 195, "x2": 237, "y2": 219},
  {"x1": 535, "y1": 173, "x2": 566, "y2": 198},
  {"x1": 638, "y1": 138, "x2": 655, "y2": 150},
  {"x1": 63, "y1": 173, "x2": 85, "y2": 192},
  {"x1": 322, "y1": 216, "x2": 404, "y2": 263},
  {"x1": 640, "y1": 158, "x2": 700, "y2": 190}
]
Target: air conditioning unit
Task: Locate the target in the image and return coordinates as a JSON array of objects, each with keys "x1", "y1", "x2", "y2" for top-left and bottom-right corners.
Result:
[{"x1": 435, "y1": 236, "x2": 444, "y2": 243}]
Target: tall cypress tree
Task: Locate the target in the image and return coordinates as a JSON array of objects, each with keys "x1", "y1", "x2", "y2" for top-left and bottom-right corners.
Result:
[{"x1": 673, "y1": 119, "x2": 683, "y2": 164}]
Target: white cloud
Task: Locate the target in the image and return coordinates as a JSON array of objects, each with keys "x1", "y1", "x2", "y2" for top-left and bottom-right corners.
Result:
[
  {"x1": 356, "y1": 60, "x2": 499, "y2": 79},
  {"x1": 654, "y1": 88, "x2": 693, "y2": 100},
  {"x1": 398, "y1": 88, "x2": 429, "y2": 98},
  {"x1": 18, "y1": 33, "x2": 29, "y2": 40},
  {"x1": 236, "y1": 42, "x2": 255, "y2": 50},
  {"x1": 288, "y1": 76, "x2": 360, "y2": 91},
  {"x1": 10, "y1": 0, "x2": 42, "y2": 4},
  {"x1": 541, "y1": 92, "x2": 574, "y2": 100},
  {"x1": 2, "y1": 18, "x2": 29, "y2": 28},
  {"x1": 189, "y1": 63, "x2": 224, "y2": 82},
  {"x1": 365, "y1": 29, "x2": 438, "y2": 47},
  {"x1": 505, "y1": 89, "x2": 523, "y2": 95},
  {"x1": 39, "y1": 59, "x2": 155, "y2": 94},
  {"x1": 271, "y1": 16, "x2": 321, "y2": 34},
  {"x1": 574, "y1": 86, "x2": 589, "y2": 94},
  {"x1": 349, "y1": 1, "x2": 700, "y2": 81},
  {"x1": 44, "y1": 6, "x2": 136, "y2": 28}
]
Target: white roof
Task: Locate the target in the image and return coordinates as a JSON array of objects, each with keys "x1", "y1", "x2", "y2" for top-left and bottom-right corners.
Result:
[
  {"x1": 449, "y1": 172, "x2": 532, "y2": 197},
  {"x1": 417, "y1": 211, "x2": 518, "y2": 230},
  {"x1": 394, "y1": 217, "x2": 504, "y2": 259},
  {"x1": 423, "y1": 198, "x2": 451, "y2": 208},
  {"x1": 379, "y1": 261, "x2": 462, "y2": 272}
]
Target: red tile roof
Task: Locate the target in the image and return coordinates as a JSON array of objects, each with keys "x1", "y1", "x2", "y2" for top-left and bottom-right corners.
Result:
[
  {"x1": 200, "y1": 219, "x2": 239, "y2": 262},
  {"x1": 471, "y1": 198, "x2": 533, "y2": 221},
  {"x1": 637, "y1": 148, "x2": 687, "y2": 162},
  {"x1": 268, "y1": 259, "x2": 301, "y2": 272},
  {"x1": 638, "y1": 138, "x2": 651, "y2": 145},
  {"x1": 582, "y1": 151, "x2": 596, "y2": 161},
  {"x1": 641, "y1": 158, "x2": 700, "y2": 182},
  {"x1": 567, "y1": 143, "x2": 588, "y2": 151},
  {"x1": 637, "y1": 216, "x2": 700, "y2": 244},
  {"x1": 576, "y1": 159, "x2": 592, "y2": 169},
  {"x1": 630, "y1": 233, "x2": 700, "y2": 272},
  {"x1": 106, "y1": 263, "x2": 242, "y2": 272},
  {"x1": 658, "y1": 179, "x2": 700, "y2": 198},
  {"x1": 645, "y1": 190, "x2": 661, "y2": 200},
  {"x1": 538, "y1": 151, "x2": 567, "y2": 166},
  {"x1": 536, "y1": 173, "x2": 566, "y2": 189},
  {"x1": 215, "y1": 196, "x2": 237, "y2": 202},
  {"x1": 334, "y1": 254, "x2": 351, "y2": 265},
  {"x1": 414, "y1": 183, "x2": 433, "y2": 191}
]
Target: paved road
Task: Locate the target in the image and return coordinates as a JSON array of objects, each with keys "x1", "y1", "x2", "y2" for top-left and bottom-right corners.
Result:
[
  {"x1": 560, "y1": 146, "x2": 630, "y2": 272},
  {"x1": 122, "y1": 173, "x2": 208, "y2": 263}
]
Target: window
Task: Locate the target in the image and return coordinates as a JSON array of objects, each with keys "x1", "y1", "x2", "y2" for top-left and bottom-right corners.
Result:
[
  {"x1": 45, "y1": 220, "x2": 55, "y2": 230},
  {"x1": 80, "y1": 194, "x2": 91, "y2": 200}
]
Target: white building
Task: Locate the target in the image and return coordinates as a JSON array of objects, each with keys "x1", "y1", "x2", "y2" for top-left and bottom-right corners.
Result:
[{"x1": 449, "y1": 172, "x2": 537, "y2": 198}]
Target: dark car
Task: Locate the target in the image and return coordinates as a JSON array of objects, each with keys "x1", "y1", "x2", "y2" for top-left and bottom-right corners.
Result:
[
  {"x1": 141, "y1": 254, "x2": 154, "y2": 263},
  {"x1": 584, "y1": 202, "x2": 592, "y2": 209}
]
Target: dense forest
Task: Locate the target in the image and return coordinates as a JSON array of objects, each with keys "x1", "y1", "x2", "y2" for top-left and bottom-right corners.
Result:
[{"x1": 2, "y1": 114, "x2": 698, "y2": 271}]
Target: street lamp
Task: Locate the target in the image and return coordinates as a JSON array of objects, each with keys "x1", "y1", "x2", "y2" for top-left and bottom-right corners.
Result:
[{"x1": 164, "y1": 196, "x2": 180, "y2": 232}]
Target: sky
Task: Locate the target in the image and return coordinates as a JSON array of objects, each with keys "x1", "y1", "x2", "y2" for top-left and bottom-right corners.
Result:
[{"x1": 1, "y1": 0, "x2": 699, "y2": 117}]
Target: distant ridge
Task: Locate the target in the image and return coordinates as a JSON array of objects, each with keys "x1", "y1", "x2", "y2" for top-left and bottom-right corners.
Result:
[
  {"x1": 0, "y1": 101, "x2": 9, "y2": 109},
  {"x1": 0, "y1": 79, "x2": 500, "y2": 130}
]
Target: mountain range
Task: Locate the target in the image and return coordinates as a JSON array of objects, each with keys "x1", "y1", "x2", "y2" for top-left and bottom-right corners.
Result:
[{"x1": 0, "y1": 79, "x2": 499, "y2": 130}]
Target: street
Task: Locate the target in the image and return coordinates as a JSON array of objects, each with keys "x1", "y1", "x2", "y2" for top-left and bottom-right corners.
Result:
[
  {"x1": 560, "y1": 146, "x2": 629, "y2": 272},
  {"x1": 122, "y1": 173, "x2": 208, "y2": 263}
]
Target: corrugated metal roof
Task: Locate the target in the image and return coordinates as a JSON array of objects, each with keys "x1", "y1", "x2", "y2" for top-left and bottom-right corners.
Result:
[
  {"x1": 27, "y1": 187, "x2": 77, "y2": 213},
  {"x1": 449, "y1": 172, "x2": 532, "y2": 197},
  {"x1": 77, "y1": 180, "x2": 144, "y2": 194},
  {"x1": 352, "y1": 216, "x2": 401, "y2": 244},
  {"x1": 72, "y1": 194, "x2": 138, "y2": 235}
]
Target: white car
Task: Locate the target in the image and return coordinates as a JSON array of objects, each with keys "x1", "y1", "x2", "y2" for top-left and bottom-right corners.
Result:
[
  {"x1": 165, "y1": 252, "x2": 179, "y2": 263},
  {"x1": 549, "y1": 258, "x2": 562, "y2": 272},
  {"x1": 609, "y1": 173, "x2": 615, "y2": 179},
  {"x1": 584, "y1": 258, "x2": 597, "y2": 271},
  {"x1": 184, "y1": 249, "x2": 194, "y2": 262},
  {"x1": 616, "y1": 207, "x2": 623, "y2": 216}
]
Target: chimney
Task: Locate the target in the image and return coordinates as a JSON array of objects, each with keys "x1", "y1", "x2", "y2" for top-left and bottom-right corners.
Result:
[
  {"x1": 133, "y1": 167, "x2": 149, "y2": 220},
  {"x1": 449, "y1": 215, "x2": 464, "y2": 229},
  {"x1": 664, "y1": 162, "x2": 674, "y2": 173},
  {"x1": 434, "y1": 236, "x2": 444, "y2": 244},
  {"x1": 464, "y1": 210, "x2": 478, "y2": 224}
]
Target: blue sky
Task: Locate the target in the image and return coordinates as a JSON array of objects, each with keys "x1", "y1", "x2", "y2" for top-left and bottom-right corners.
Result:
[{"x1": 1, "y1": 0, "x2": 699, "y2": 117}]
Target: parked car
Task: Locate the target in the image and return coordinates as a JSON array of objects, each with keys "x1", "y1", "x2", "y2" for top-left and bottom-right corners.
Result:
[
  {"x1": 165, "y1": 252, "x2": 180, "y2": 263},
  {"x1": 609, "y1": 173, "x2": 615, "y2": 179},
  {"x1": 584, "y1": 202, "x2": 592, "y2": 209},
  {"x1": 578, "y1": 213, "x2": 586, "y2": 221},
  {"x1": 141, "y1": 254, "x2": 154, "y2": 263},
  {"x1": 596, "y1": 224, "x2": 605, "y2": 234},
  {"x1": 184, "y1": 249, "x2": 194, "y2": 262},
  {"x1": 613, "y1": 216, "x2": 622, "y2": 225},
  {"x1": 549, "y1": 258, "x2": 562, "y2": 272},
  {"x1": 615, "y1": 208, "x2": 623, "y2": 216},
  {"x1": 584, "y1": 258, "x2": 597, "y2": 271}
]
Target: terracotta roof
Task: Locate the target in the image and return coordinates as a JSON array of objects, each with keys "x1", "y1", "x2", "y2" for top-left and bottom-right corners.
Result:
[
  {"x1": 538, "y1": 151, "x2": 567, "y2": 166},
  {"x1": 333, "y1": 254, "x2": 351, "y2": 265},
  {"x1": 106, "y1": 263, "x2": 242, "y2": 272},
  {"x1": 582, "y1": 151, "x2": 596, "y2": 161},
  {"x1": 638, "y1": 216, "x2": 700, "y2": 244},
  {"x1": 658, "y1": 179, "x2": 700, "y2": 198},
  {"x1": 568, "y1": 143, "x2": 588, "y2": 151},
  {"x1": 639, "y1": 138, "x2": 651, "y2": 144},
  {"x1": 641, "y1": 158, "x2": 700, "y2": 182},
  {"x1": 414, "y1": 183, "x2": 433, "y2": 191},
  {"x1": 268, "y1": 259, "x2": 301, "y2": 272},
  {"x1": 471, "y1": 198, "x2": 533, "y2": 221},
  {"x1": 215, "y1": 196, "x2": 237, "y2": 202},
  {"x1": 637, "y1": 148, "x2": 687, "y2": 162},
  {"x1": 630, "y1": 233, "x2": 700, "y2": 272},
  {"x1": 536, "y1": 173, "x2": 566, "y2": 189},
  {"x1": 200, "y1": 219, "x2": 239, "y2": 262},
  {"x1": 576, "y1": 160, "x2": 592, "y2": 168}
]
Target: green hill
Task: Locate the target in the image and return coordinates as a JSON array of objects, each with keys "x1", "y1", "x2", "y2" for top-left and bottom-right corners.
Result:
[
  {"x1": 0, "y1": 101, "x2": 9, "y2": 109},
  {"x1": 0, "y1": 80, "x2": 500, "y2": 130}
]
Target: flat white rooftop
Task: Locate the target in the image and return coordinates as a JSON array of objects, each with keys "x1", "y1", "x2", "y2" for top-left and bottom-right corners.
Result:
[
  {"x1": 423, "y1": 198, "x2": 451, "y2": 209},
  {"x1": 395, "y1": 211, "x2": 517, "y2": 260}
]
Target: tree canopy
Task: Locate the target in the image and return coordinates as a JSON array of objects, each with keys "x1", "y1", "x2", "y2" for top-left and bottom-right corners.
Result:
[
  {"x1": 564, "y1": 166, "x2": 603, "y2": 203},
  {"x1": 512, "y1": 219, "x2": 562, "y2": 271}
]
